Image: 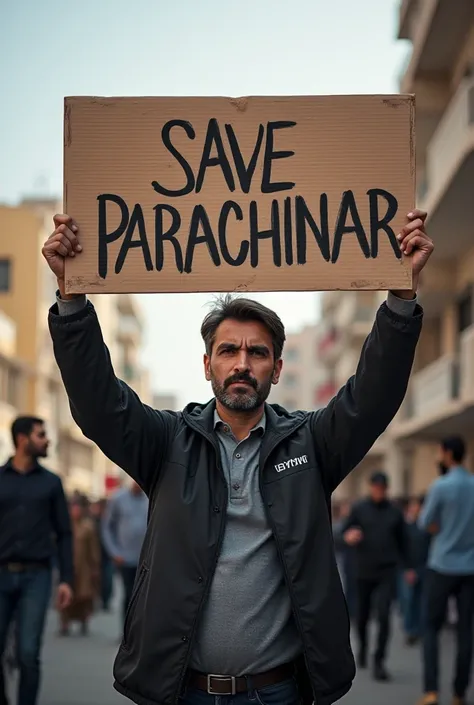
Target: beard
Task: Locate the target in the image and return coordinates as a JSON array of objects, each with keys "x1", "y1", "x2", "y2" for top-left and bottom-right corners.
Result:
[
  {"x1": 26, "y1": 441, "x2": 48, "y2": 459},
  {"x1": 211, "y1": 368, "x2": 273, "y2": 411}
]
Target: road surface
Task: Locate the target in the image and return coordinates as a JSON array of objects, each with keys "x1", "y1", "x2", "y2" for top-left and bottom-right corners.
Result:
[{"x1": 6, "y1": 605, "x2": 470, "y2": 705}]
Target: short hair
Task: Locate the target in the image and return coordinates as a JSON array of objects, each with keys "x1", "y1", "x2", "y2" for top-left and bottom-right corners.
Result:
[
  {"x1": 200, "y1": 294, "x2": 286, "y2": 361},
  {"x1": 441, "y1": 436, "x2": 466, "y2": 464},
  {"x1": 11, "y1": 416, "x2": 44, "y2": 448}
]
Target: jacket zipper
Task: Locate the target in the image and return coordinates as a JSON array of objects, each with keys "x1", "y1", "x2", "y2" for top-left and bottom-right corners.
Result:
[
  {"x1": 258, "y1": 420, "x2": 320, "y2": 704},
  {"x1": 174, "y1": 419, "x2": 228, "y2": 703}
]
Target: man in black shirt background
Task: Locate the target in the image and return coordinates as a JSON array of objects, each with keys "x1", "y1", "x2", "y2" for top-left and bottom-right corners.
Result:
[
  {"x1": 343, "y1": 471, "x2": 414, "y2": 683},
  {"x1": 0, "y1": 416, "x2": 73, "y2": 705}
]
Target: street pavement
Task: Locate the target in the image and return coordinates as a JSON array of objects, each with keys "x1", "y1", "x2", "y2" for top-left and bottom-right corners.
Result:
[{"x1": 6, "y1": 604, "x2": 472, "y2": 705}]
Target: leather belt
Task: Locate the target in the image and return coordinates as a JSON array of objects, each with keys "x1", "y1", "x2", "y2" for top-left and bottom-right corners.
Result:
[
  {"x1": 187, "y1": 662, "x2": 295, "y2": 695},
  {"x1": 0, "y1": 562, "x2": 48, "y2": 573}
]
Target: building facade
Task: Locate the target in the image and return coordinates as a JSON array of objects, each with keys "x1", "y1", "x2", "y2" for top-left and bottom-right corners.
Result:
[
  {"x1": 0, "y1": 198, "x2": 153, "y2": 497},
  {"x1": 315, "y1": 2, "x2": 474, "y2": 500},
  {"x1": 269, "y1": 323, "x2": 328, "y2": 412}
]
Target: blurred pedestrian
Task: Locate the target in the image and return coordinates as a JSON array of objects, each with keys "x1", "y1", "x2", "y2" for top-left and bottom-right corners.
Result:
[
  {"x1": 401, "y1": 495, "x2": 430, "y2": 645},
  {"x1": 342, "y1": 472, "x2": 415, "y2": 682},
  {"x1": 332, "y1": 500, "x2": 357, "y2": 620},
  {"x1": 417, "y1": 437, "x2": 474, "y2": 705},
  {"x1": 58, "y1": 495, "x2": 100, "y2": 636},
  {"x1": 0, "y1": 416, "x2": 73, "y2": 705},
  {"x1": 101, "y1": 481, "x2": 148, "y2": 630},
  {"x1": 43, "y1": 210, "x2": 432, "y2": 705},
  {"x1": 90, "y1": 499, "x2": 114, "y2": 611}
]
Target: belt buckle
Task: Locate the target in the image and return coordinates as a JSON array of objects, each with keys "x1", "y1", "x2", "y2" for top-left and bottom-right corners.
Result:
[{"x1": 207, "y1": 674, "x2": 236, "y2": 696}]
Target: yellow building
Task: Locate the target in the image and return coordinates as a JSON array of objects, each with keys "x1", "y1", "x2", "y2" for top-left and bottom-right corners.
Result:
[{"x1": 0, "y1": 198, "x2": 152, "y2": 497}]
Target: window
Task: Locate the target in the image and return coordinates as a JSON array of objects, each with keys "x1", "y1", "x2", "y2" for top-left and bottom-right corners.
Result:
[{"x1": 0, "y1": 260, "x2": 11, "y2": 292}]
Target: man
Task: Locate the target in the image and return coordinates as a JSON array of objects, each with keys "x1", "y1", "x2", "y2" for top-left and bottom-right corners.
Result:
[
  {"x1": 402, "y1": 495, "x2": 430, "y2": 646},
  {"x1": 101, "y1": 481, "x2": 148, "y2": 627},
  {"x1": 332, "y1": 501, "x2": 357, "y2": 620},
  {"x1": 342, "y1": 472, "x2": 414, "y2": 682},
  {"x1": 0, "y1": 416, "x2": 73, "y2": 705},
  {"x1": 43, "y1": 210, "x2": 431, "y2": 705},
  {"x1": 417, "y1": 436, "x2": 474, "y2": 705},
  {"x1": 90, "y1": 498, "x2": 114, "y2": 611}
]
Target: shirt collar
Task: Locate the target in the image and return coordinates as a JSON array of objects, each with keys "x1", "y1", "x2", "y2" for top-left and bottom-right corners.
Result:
[
  {"x1": 3, "y1": 457, "x2": 42, "y2": 474},
  {"x1": 213, "y1": 409, "x2": 266, "y2": 437}
]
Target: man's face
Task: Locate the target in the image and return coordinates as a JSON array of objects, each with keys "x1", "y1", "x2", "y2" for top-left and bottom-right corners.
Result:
[
  {"x1": 437, "y1": 445, "x2": 451, "y2": 474},
  {"x1": 369, "y1": 482, "x2": 387, "y2": 502},
  {"x1": 204, "y1": 318, "x2": 282, "y2": 412},
  {"x1": 24, "y1": 423, "x2": 49, "y2": 458}
]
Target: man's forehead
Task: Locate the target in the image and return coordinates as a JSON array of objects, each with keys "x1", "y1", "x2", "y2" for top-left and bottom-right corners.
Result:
[{"x1": 214, "y1": 319, "x2": 272, "y2": 346}]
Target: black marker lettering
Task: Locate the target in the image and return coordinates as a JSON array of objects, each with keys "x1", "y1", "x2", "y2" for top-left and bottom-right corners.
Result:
[
  {"x1": 97, "y1": 194, "x2": 129, "y2": 279},
  {"x1": 154, "y1": 204, "x2": 183, "y2": 272},
  {"x1": 151, "y1": 120, "x2": 196, "y2": 197},
  {"x1": 184, "y1": 205, "x2": 221, "y2": 273},
  {"x1": 367, "y1": 188, "x2": 400, "y2": 259},
  {"x1": 115, "y1": 204, "x2": 153, "y2": 274},
  {"x1": 249, "y1": 200, "x2": 281, "y2": 268},
  {"x1": 295, "y1": 194, "x2": 330, "y2": 264},
  {"x1": 261, "y1": 121, "x2": 296, "y2": 194},
  {"x1": 283, "y1": 196, "x2": 293, "y2": 266},
  {"x1": 225, "y1": 123, "x2": 264, "y2": 193},
  {"x1": 196, "y1": 119, "x2": 235, "y2": 193},
  {"x1": 331, "y1": 190, "x2": 371, "y2": 264},
  {"x1": 218, "y1": 201, "x2": 249, "y2": 266}
]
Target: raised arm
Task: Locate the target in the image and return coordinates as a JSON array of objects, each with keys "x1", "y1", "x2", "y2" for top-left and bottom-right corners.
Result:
[
  {"x1": 44, "y1": 215, "x2": 176, "y2": 495},
  {"x1": 311, "y1": 209, "x2": 432, "y2": 494}
]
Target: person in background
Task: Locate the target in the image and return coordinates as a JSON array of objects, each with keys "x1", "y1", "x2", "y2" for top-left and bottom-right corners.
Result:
[
  {"x1": 332, "y1": 500, "x2": 357, "y2": 620},
  {"x1": 343, "y1": 472, "x2": 415, "y2": 682},
  {"x1": 58, "y1": 495, "x2": 100, "y2": 636},
  {"x1": 90, "y1": 499, "x2": 114, "y2": 611},
  {"x1": 102, "y1": 481, "x2": 148, "y2": 629},
  {"x1": 0, "y1": 416, "x2": 73, "y2": 705},
  {"x1": 402, "y1": 495, "x2": 430, "y2": 645},
  {"x1": 417, "y1": 436, "x2": 474, "y2": 705}
]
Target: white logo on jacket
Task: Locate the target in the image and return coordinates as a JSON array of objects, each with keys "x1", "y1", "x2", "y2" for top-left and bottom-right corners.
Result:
[{"x1": 274, "y1": 455, "x2": 308, "y2": 473}]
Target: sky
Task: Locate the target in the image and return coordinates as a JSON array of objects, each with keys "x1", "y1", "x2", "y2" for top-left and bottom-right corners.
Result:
[{"x1": 0, "y1": 0, "x2": 409, "y2": 407}]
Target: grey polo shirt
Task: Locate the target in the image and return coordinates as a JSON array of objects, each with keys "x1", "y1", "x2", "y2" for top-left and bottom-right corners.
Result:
[{"x1": 190, "y1": 411, "x2": 302, "y2": 676}]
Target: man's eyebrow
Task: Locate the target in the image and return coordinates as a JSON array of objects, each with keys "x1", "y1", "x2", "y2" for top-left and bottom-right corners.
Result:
[
  {"x1": 216, "y1": 342, "x2": 240, "y2": 351},
  {"x1": 248, "y1": 344, "x2": 270, "y2": 353}
]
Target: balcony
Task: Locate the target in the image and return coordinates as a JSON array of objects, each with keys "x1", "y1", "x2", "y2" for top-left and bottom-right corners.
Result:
[
  {"x1": 400, "y1": 0, "x2": 474, "y2": 90},
  {"x1": 421, "y1": 78, "x2": 474, "y2": 258},
  {"x1": 412, "y1": 355, "x2": 459, "y2": 418},
  {"x1": 460, "y1": 324, "x2": 474, "y2": 403}
]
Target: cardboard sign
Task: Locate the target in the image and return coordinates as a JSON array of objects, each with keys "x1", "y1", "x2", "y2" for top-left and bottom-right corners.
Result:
[{"x1": 63, "y1": 95, "x2": 415, "y2": 294}]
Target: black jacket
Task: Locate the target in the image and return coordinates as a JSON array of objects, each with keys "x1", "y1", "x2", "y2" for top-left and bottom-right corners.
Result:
[
  {"x1": 48, "y1": 299, "x2": 422, "y2": 705},
  {"x1": 342, "y1": 498, "x2": 411, "y2": 579}
]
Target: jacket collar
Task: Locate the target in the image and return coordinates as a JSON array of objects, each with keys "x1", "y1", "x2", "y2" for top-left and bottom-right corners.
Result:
[{"x1": 182, "y1": 398, "x2": 307, "y2": 440}]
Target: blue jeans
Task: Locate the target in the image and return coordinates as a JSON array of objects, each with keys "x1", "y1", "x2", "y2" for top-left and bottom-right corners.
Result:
[
  {"x1": 179, "y1": 678, "x2": 301, "y2": 704},
  {"x1": 0, "y1": 568, "x2": 52, "y2": 705},
  {"x1": 403, "y1": 577, "x2": 423, "y2": 638}
]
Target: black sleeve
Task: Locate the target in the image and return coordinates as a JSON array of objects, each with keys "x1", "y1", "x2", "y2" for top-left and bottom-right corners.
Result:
[
  {"x1": 50, "y1": 478, "x2": 73, "y2": 586},
  {"x1": 48, "y1": 301, "x2": 177, "y2": 495},
  {"x1": 339, "y1": 504, "x2": 360, "y2": 538},
  {"x1": 310, "y1": 302, "x2": 422, "y2": 494}
]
